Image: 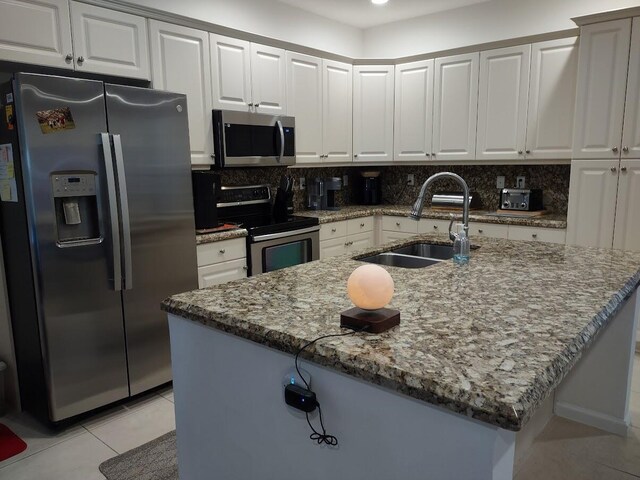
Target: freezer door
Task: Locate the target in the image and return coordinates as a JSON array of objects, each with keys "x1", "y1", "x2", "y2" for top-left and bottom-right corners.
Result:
[
  {"x1": 13, "y1": 73, "x2": 129, "y2": 421},
  {"x1": 105, "y1": 84, "x2": 198, "y2": 395}
]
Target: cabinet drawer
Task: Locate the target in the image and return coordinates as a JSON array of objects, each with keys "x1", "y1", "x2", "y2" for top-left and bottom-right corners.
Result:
[
  {"x1": 468, "y1": 222, "x2": 509, "y2": 239},
  {"x1": 381, "y1": 231, "x2": 415, "y2": 244},
  {"x1": 382, "y1": 216, "x2": 419, "y2": 233},
  {"x1": 196, "y1": 238, "x2": 246, "y2": 266},
  {"x1": 507, "y1": 226, "x2": 566, "y2": 244},
  {"x1": 198, "y1": 258, "x2": 247, "y2": 288},
  {"x1": 320, "y1": 220, "x2": 348, "y2": 241},
  {"x1": 347, "y1": 216, "x2": 374, "y2": 235},
  {"x1": 320, "y1": 237, "x2": 347, "y2": 259},
  {"x1": 417, "y1": 219, "x2": 450, "y2": 235},
  {"x1": 347, "y1": 231, "x2": 375, "y2": 252}
]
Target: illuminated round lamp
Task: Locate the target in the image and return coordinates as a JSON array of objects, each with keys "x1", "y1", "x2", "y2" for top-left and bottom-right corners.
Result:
[{"x1": 340, "y1": 264, "x2": 400, "y2": 333}]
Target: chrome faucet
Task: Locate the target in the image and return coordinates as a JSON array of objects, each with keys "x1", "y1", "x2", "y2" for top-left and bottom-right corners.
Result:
[{"x1": 409, "y1": 172, "x2": 470, "y2": 241}]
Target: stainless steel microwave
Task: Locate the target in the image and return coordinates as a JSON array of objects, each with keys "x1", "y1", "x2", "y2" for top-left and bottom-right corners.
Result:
[{"x1": 212, "y1": 110, "x2": 295, "y2": 167}]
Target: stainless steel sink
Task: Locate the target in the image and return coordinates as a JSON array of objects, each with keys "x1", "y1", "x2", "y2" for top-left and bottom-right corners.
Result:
[
  {"x1": 358, "y1": 252, "x2": 443, "y2": 269},
  {"x1": 389, "y1": 243, "x2": 454, "y2": 260}
]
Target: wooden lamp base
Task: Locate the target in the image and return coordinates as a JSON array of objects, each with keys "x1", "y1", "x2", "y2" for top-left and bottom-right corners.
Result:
[{"x1": 340, "y1": 307, "x2": 400, "y2": 333}]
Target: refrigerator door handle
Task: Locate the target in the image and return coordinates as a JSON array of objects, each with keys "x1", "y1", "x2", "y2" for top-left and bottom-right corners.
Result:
[
  {"x1": 100, "y1": 133, "x2": 122, "y2": 291},
  {"x1": 112, "y1": 134, "x2": 133, "y2": 291}
]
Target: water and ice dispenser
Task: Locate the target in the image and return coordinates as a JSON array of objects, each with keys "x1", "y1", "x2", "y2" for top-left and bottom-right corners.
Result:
[{"x1": 51, "y1": 173, "x2": 101, "y2": 245}]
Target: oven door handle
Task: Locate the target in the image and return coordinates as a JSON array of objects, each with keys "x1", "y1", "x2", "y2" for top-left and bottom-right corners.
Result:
[
  {"x1": 251, "y1": 226, "x2": 319, "y2": 242},
  {"x1": 276, "y1": 120, "x2": 284, "y2": 164}
]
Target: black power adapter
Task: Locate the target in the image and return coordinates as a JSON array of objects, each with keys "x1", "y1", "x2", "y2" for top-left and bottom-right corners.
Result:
[{"x1": 284, "y1": 384, "x2": 317, "y2": 413}]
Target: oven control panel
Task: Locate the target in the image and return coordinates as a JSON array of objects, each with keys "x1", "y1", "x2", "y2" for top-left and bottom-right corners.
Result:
[{"x1": 219, "y1": 185, "x2": 271, "y2": 205}]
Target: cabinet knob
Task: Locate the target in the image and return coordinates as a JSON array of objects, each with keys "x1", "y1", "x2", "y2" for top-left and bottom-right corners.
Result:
[
  {"x1": 360, "y1": 223, "x2": 365, "y2": 227},
  {"x1": 396, "y1": 222, "x2": 400, "y2": 226},
  {"x1": 431, "y1": 153, "x2": 436, "y2": 157},
  {"x1": 331, "y1": 228, "x2": 337, "y2": 232},
  {"x1": 65, "y1": 54, "x2": 73, "y2": 62},
  {"x1": 219, "y1": 249, "x2": 226, "y2": 254},
  {"x1": 210, "y1": 154, "x2": 215, "y2": 158},
  {"x1": 526, "y1": 150, "x2": 531, "y2": 154},
  {"x1": 532, "y1": 233, "x2": 538, "y2": 239},
  {"x1": 621, "y1": 166, "x2": 628, "y2": 172},
  {"x1": 345, "y1": 241, "x2": 349, "y2": 246},
  {"x1": 248, "y1": 103, "x2": 254, "y2": 107},
  {"x1": 433, "y1": 225, "x2": 438, "y2": 230},
  {"x1": 612, "y1": 146, "x2": 619, "y2": 153},
  {"x1": 354, "y1": 154, "x2": 358, "y2": 158},
  {"x1": 478, "y1": 229, "x2": 484, "y2": 234},
  {"x1": 242, "y1": 266, "x2": 248, "y2": 271},
  {"x1": 77, "y1": 56, "x2": 84, "y2": 64},
  {"x1": 518, "y1": 150, "x2": 523, "y2": 154},
  {"x1": 623, "y1": 146, "x2": 629, "y2": 153},
  {"x1": 611, "y1": 166, "x2": 617, "y2": 172},
  {"x1": 255, "y1": 103, "x2": 260, "y2": 107}
]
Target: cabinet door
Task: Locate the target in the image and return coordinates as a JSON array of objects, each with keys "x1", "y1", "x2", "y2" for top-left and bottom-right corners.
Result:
[
  {"x1": 477, "y1": 45, "x2": 530, "y2": 160},
  {"x1": 526, "y1": 37, "x2": 579, "y2": 160},
  {"x1": 468, "y1": 222, "x2": 509, "y2": 239},
  {"x1": 613, "y1": 160, "x2": 640, "y2": 251},
  {"x1": 198, "y1": 258, "x2": 247, "y2": 288},
  {"x1": 433, "y1": 53, "x2": 479, "y2": 161},
  {"x1": 320, "y1": 237, "x2": 347, "y2": 259},
  {"x1": 353, "y1": 65, "x2": 394, "y2": 162},
  {"x1": 347, "y1": 231, "x2": 375, "y2": 252},
  {"x1": 323, "y1": 60, "x2": 353, "y2": 162},
  {"x1": 70, "y1": 2, "x2": 150, "y2": 80},
  {"x1": 0, "y1": 0, "x2": 73, "y2": 69},
  {"x1": 150, "y1": 21, "x2": 213, "y2": 166},
  {"x1": 394, "y1": 59, "x2": 434, "y2": 162},
  {"x1": 622, "y1": 18, "x2": 640, "y2": 159},
  {"x1": 507, "y1": 226, "x2": 566, "y2": 244},
  {"x1": 566, "y1": 160, "x2": 619, "y2": 248},
  {"x1": 381, "y1": 231, "x2": 415, "y2": 244},
  {"x1": 250, "y1": 43, "x2": 286, "y2": 114},
  {"x1": 573, "y1": 19, "x2": 631, "y2": 159},
  {"x1": 286, "y1": 52, "x2": 322, "y2": 164},
  {"x1": 210, "y1": 34, "x2": 252, "y2": 112}
]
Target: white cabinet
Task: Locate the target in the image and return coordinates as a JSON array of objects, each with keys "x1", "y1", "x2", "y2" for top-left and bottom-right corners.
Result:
[
  {"x1": 468, "y1": 222, "x2": 509, "y2": 239},
  {"x1": 622, "y1": 18, "x2": 640, "y2": 159},
  {"x1": 477, "y1": 45, "x2": 530, "y2": 161},
  {"x1": 286, "y1": 52, "x2": 323, "y2": 163},
  {"x1": 394, "y1": 59, "x2": 434, "y2": 162},
  {"x1": 149, "y1": 21, "x2": 213, "y2": 166},
  {"x1": 70, "y1": 2, "x2": 150, "y2": 80},
  {"x1": 319, "y1": 217, "x2": 375, "y2": 259},
  {"x1": 417, "y1": 218, "x2": 451, "y2": 235},
  {"x1": 382, "y1": 216, "x2": 418, "y2": 234},
  {"x1": 323, "y1": 60, "x2": 353, "y2": 162},
  {"x1": 210, "y1": 34, "x2": 285, "y2": 114},
  {"x1": 0, "y1": 0, "x2": 73, "y2": 69},
  {"x1": 196, "y1": 238, "x2": 247, "y2": 288},
  {"x1": 566, "y1": 160, "x2": 619, "y2": 248},
  {"x1": 198, "y1": 259, "x2": 247, "y2": 288},
  {"x1": 433, "y1": 53, "x2": 479, "y2": 161},
  {"x1": 573, "y1": 19, "x2": 632, "y2": 159},
  {"x1": 613, "y1": 160, "x2": 640, "y2": 251},
  {"x1": 320, "y1": 237, "x2": 348, "y2": 259},
  {"x1": 526, "y1": 37, "x2": 579, "y2": 160},
  {"x1": 507, "y1": 226, "x2": 566, "y2": 244},
  {"x1": 353, "y1": 65, "x2": 394, "y2": 163}
]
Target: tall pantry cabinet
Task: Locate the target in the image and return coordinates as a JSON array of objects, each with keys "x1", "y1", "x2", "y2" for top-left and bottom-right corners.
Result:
[{"x1": 567, "y1": 18, "x2": 640, "y2": 251}]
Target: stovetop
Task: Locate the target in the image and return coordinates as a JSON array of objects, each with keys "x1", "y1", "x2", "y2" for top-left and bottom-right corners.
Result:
[{"x1": 220, "y1": 213, "x2": 319, "y2": 237}]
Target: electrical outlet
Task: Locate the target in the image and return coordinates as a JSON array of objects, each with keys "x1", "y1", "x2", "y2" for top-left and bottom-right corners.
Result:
[
  {"x1": 496, "y1": 176, "x2": 505, "y2": 189},
  {"x1": 299, "y1": 177, "x2": 306, "y2": 190},
  {"x1": 516, "y1": 176, "x2": 526, "y2": 189},
  {"x1": 343, "y1": 175, "x2": 349, "y2": 187},
  {"x1": 407, "y1": 174, "x2": 415, "y2": 186}
]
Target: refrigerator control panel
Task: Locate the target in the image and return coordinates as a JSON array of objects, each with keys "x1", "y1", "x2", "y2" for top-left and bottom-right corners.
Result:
[{"x1": 52, "y1": 174, "x2": 96, "y2": 198}]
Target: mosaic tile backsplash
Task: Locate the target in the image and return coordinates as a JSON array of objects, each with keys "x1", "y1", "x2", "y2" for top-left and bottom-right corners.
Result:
[{"x1": 216, "y1": 164, "x2": 571, "y2": 214}]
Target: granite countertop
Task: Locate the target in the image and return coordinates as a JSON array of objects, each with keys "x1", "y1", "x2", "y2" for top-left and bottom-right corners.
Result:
[
  {"x1": 196, "y1": 228, "x2": 248, "y2": 245},
  {"x1": 163, "y1": 235, "x2": 640, "y2": 431},
  {"x1": 298, "y1": 205, "x2": 568, "y2": 229}
]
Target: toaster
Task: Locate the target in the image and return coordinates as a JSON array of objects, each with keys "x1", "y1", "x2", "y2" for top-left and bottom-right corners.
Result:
[{"x1": 500, "y1": 188, "x2": 543, "y2": 211}]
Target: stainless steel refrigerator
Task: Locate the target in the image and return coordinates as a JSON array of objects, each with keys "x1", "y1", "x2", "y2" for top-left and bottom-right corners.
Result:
[{"x1": 0, "y1": 73, "x2": 197, "y2": 423}]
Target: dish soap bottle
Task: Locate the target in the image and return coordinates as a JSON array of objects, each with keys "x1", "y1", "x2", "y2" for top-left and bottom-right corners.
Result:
[{"x1": 452, "y1": 224, "x2": 470, "y2": 265}]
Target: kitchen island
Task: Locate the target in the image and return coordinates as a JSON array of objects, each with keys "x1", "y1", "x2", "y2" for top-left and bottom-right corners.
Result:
[{"x1": 162, "y1": 234, "x2": 639, "y2": 479}]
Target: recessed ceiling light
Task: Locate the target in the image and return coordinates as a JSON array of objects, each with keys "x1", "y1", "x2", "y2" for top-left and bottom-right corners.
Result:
[{"x1": 371, "y1": 0, "x2": 389, "y2": 5}]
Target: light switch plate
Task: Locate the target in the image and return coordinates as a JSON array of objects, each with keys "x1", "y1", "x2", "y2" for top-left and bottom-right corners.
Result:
[
  {"x1": 343, "y1": 175, "x2": 349, "y2": 187},
  {"x1": 299, "y1": 177, "x2": 306, "y2": 190},
  {"x1": 516, "y1": 176, "x2": 526, "y2": 189},
  {"x1": 407, "y1": 174, "x2": 415, "y2": 186},
  {"x1": 496, "y1": 176, "x2": 505, "y2": 189}
]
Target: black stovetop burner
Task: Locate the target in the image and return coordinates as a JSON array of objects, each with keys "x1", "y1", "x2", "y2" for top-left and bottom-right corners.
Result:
[{"x1": 233, "y1": 214, "x2": 319, "y2": 237}]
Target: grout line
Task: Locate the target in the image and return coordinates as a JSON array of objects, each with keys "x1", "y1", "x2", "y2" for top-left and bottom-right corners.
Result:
[{"x1": 83, "y1": 426, "x2": 120, "y2": 456}]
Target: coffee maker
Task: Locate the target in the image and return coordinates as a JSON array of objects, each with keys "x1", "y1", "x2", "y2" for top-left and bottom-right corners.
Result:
[
  {"x1": 358, "y1": 171, "x2": 382, "y2": 205},
  {"x1": 307, "y1": 177, "x2": 342, "y2": 211}
]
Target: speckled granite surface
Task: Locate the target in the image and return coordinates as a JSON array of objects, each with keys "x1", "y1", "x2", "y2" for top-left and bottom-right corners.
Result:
[
  {"x1": 163, "y1": 235, "x2": 640, "y2": 431},
  {"x1": 196, "y1": 228, "x2": 247, "y2": 245},
  {"x1": 298, "y1": 205, "x2": 567, "y2": 229}
]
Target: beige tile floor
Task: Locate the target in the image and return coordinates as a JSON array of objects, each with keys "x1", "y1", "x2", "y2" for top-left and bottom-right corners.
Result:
[{"x1": 0, "y1": 357, "x2": 639, "y2": 480}]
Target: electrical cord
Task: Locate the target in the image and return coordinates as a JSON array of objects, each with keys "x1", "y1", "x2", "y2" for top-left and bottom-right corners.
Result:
[{"x1": 294, "y1": 325, "x2": 369, "y2": 446}]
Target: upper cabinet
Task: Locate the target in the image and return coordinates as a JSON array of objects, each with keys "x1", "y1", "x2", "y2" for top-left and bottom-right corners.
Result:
[
  {"x1": 353, "y1": 65, "x2": 394, "y2": 163},
  {"x1": 323, "y1": 60, "x2": 353, "y2": 162},
  {"x1": 210, "y1": 34, "x2": 286, "y2": 114},
  {"x1": 573, "y1": 19, "x2": 631, "y2": 159},
  {"x1": 149, "y1": 21, "x2": 213, "y2": 166},
  {"x1": 0, "y1": 0, "x2": 73, "y2": 69},
  {"x1": 622, "y1": 18, "x2": 640, "y2": 159},
  {"x1": 477, "y1": 45, "x2": 530, "y2": 160},
  {"x1": 70, "y1": 2, "x2": 150, "y2": 80},
  {"x1": 433, "y1": 53, "x2": 479, "y2": 161},
  {"x1": 394, "y1": 59, "x2": 434, "y2": 162},
  {"x1": 525, "y1": 37, "x2": 578, "y2": 160}
]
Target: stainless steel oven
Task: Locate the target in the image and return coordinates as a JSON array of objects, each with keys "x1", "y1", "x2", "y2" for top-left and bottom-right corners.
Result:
[{"x1": 249, "y1": 226, "x2": 319, "y2": 275}]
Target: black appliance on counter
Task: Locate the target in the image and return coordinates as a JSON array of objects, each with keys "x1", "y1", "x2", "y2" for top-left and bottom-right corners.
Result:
[
  {"x1": 500, "y1": 188, "x2": 544, "y2": 211},
  {"x1": 273, "y1": 175, "x2": 294, "y2": 220},
  {"x1": 218, "y1": 185, "x2": 319, "y2": 276},
  {"x1": 357, "y1": 172, "x2": 382, "y2": 205},
  {"x1": 192, "y1": 171, "x2": 221, "y2": 232},
  {"x1": 307, "y1": 177, "x2": 342, "y2": 210}
]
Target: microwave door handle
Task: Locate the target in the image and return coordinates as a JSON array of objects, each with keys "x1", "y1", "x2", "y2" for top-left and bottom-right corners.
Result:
[
  {"x1": 276, "y1": 120, "x2": 284, "y2": 163},
  {"x1": 100, "y1": 133, "x2": 122, "y2": 291},
  {"x1": 112, "y1": 134, "x2": 133, "y2": 291}
]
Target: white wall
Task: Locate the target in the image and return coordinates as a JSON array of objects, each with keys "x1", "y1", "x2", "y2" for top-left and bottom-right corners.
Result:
[
  {"x1": 363, "y1": 0, "x2": 640, "y2": 58},
  {"x1": 123, "y1": 0, "x2": 364, "y2": 58}
]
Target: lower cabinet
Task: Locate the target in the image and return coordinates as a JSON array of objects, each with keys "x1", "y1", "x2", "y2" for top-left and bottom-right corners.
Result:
[
  {"x1": 468, "y1": 222, "x2": 509, "y2": 239},
  {"x1": 319, "y1": 217, "x2": 375, "y2": 259},
  {"x1": 507, "y1": 225, "x2": 566, "y2": 244},
  {"x1": 196, "y1": 238, "x2": 247, "y2": 288}
]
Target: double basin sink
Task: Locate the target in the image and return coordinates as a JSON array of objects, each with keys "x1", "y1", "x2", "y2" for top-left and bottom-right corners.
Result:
[{"x1": 358, "y1": 243, "x2": 455, "y2": 268}]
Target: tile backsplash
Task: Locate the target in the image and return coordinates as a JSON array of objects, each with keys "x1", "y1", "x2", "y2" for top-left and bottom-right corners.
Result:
[{"x1": 215, "y1": 164, "x2": 571, "y2": 214}]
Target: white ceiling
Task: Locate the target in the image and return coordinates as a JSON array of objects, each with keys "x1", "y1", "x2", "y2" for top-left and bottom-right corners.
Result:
[{"x1": 276, "y1": 0, "x2": 493, "y2": 29}]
